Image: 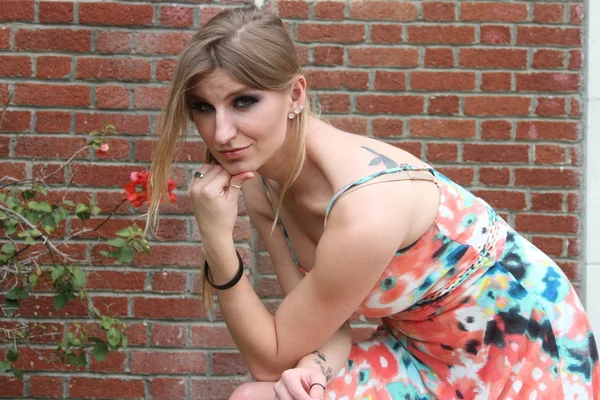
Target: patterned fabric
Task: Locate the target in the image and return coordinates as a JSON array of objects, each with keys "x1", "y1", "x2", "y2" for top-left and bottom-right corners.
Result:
[{"x1": 286, "y1": 164, "x2": 599, "y2": 399}]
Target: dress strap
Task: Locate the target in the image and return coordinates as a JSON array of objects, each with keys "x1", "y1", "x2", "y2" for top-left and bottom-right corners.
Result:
[
  {"x1": 324, "y1": 164, "x2": 436, "y2": 229},
  {"x1": 260, "y1": 176, "x2": 300, "y2": 265}
]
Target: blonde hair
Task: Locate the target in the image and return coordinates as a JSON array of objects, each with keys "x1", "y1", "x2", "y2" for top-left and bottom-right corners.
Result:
[{"x1": 146, "y1": 5, "x2": 311, "y2": 312}]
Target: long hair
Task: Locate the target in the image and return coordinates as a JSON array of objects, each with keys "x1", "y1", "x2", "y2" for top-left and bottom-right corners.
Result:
[{"x1": 146, "y1": 6, "x2": 311, "y2": 312}]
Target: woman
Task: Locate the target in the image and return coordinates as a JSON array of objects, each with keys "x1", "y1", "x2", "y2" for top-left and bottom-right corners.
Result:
[{"x1": 147, "y1": 6, "x2": 599, "y2": 400}]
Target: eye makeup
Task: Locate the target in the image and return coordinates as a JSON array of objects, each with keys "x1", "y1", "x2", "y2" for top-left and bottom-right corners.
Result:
[{"x1": 189, "y1": 95, "x2": 261, "y2": 113}]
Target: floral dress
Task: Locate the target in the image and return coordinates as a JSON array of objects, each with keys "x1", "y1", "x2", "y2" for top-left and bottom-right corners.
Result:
[{"x1": 266, "y1": 164, "x2": 600, "y2": 399}]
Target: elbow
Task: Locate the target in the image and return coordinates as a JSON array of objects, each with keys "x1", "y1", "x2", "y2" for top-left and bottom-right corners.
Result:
[{"x1": 248, "y1": 363, "x2": 281, "y2": 382}]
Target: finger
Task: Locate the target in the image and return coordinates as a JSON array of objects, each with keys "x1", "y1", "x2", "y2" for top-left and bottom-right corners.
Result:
[
  {"x1": 273, "y1": 382, "x2": 293, "y2": 400},
  {"x1": 228, "y1": 172, "x2": 255, "y2": 191},
  {"x1": 192, "y1": 164, "x2": 221, "y2": 182},
  {"x1": 308, "y1": 383, "x2": 326, "y2": 400}
]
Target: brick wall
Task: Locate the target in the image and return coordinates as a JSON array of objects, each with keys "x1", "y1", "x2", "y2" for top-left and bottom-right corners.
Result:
[{"x1": 0, "y1": 0, "x2": 584, "y2": 399}]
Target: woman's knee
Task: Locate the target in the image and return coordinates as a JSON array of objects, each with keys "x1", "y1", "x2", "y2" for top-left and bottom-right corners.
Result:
[{"x1": 229, "y1": 382, "x2": 274, "y2": 400}]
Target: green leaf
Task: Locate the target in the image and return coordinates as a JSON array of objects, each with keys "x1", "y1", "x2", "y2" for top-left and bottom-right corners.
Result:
[
  {"x1": 53, "y1": 292, "x2": 67, "y2": 311},
  {"x1": 106, "y1": 328, "x2": 121, "y2": 347},
  {"x1": 6, "y1": 288, "x2": 19, "y2": 300},
  {"x1": 41, "y1": 214, "x2": 57, "y2": 234},
  {"x1": 7, "y1": 348, "x2": 18, "y2": 362},
  {"x1": 54, "y1": 206, "x2": 68, "y2": 225},
  {"x1": 99, "y1": 250, "x2": 110, "y2": 257},
  {"x1": 11, "y1": 365, "x2": 24, "y2": 379},
  {"x1": 27, "y1": 200, "x2": 40, "y2": 211},
  {"x1": 75, "y1": 203, "x2": 89, "y2": 214},
  {"x1": 31, "y1": 229, "x2": 43, "y2": 237},
  {"x1": 25, "y1": 236, "x2": 36, "y2": 246},
  {"x1": 28, "y1": 274, "x2": 39, "y2": 287},
  {"x1": 92, "y1": 342, "x2": 108, "y2": 362},
  {"x1": 121, "y1": 335, "x2": 127, "y2": 350},
  {"x1": 51, "y1": 266, "x2": 65, "y2": 284},
  {"x1": 6, "y1": 195, "x2": 20, "y2": 209},
  {"x1": 108, "y1": 238, "x2": 128, "y2": 248},
  {"x1": 4, "y1": 219, "x2": 17, "y2": 235},
  {"x1": 77, "y1": 352, "x2": 86, "y2": 366},
  {"x1": 1, "y1": 242, "x2": 16, "y2": 256},
  {"x1": 3, "y1": 298, "x2": 19, "y2": 316},
  {"x1": 101, "y1": 316, "x2": 113, "y2": 330},
  {"x1": 38, "y1": 201, "x2": 52, "y2": 213},
  {"x1": 23, "y1": 210, "x2": 40, "y2": 225},
  {"x1": 87, "y1": 336, "x2": 104, "y2": 344},
  {"x1": 115, "y1": 227, "x2": 132, "y2": 238},
  {"x1": 20, "y1": 190, "x2": 36, "y2": 201},
  {"x1": 0, "y1": 191, "x2": 6, "y2": 202},
  {"x1": 91, "y1": 206, "x2": 101, "y2": 216},
  {"x1": 72, "y1": 269, "x2": 87, "y2": 289},
  {"x1": 76, "y1": 210, "x2": 90, "y2": 223},
  {"x1": 18, "y1": 288, "x2": 29, "y2": 300},
  {"x1": 0, "y1": 361, "x2": 10, "y2": 373},
  {"x1": 115, "y1": 247, "x2": 133, "y2": 263},
  {"x1": 63, "y1": 200, "x2": 75, "y2": 207}
]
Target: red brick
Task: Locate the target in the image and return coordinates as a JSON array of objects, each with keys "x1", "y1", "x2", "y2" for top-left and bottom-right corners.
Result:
[
  {"x1": 570, "y1": 147, "x2": 582, "y2": 166},
  {"x1": 350, "y1": 48, "x2": 418, "y2": 67},
  {"x1": 191, "y1": 326, "x2": 236, "y2": 348},
  {"x1": 423, "y1": 2, "x2": 455, "y2": 21},
  {"x1": 305, "y1": 70, "x2": 368, "y2": 90},
  {"x1": 531, "y1": 236, "x2": 564, "y2": 257},
  {"x1": 427, "y1": 143, "x2": 458, "y2": 162},
  {"x1": 29, "y1": 376, "x2": 63, "y2": 398},
  {"x1": 516, "y1": 121, "x2": 579, "y2": 141},
  {"x1": 153, "y1": 271, "x2": 187, "y2": 293},
  {"x1": 460, "y1": 49, "x2": 527, "y2": 69},
  {"x1": 0, "y1": 110, "x2": 31, "y2": 132},
  {"x1": 157, "y1": 59, "x2": 177, "y2": 81},
  {"x1": 152, "y1": 378, "x2": 186, "y2": 400},
  {"x1": 277, "y1": 1, "x2": 309, "y2": 18},
  {"x1": 318, "y1": 94, "x2": 350, "y2": 113},
  {"x1": 199, "y1": 7, "x2": 223, "y2": 27},
  {"x1": 534, "y1": 4, "x2": 563, "y2": 23},
  {"x1": 258, "y1": 276, "x2": 283, "y2": 298},
  {"x1": 134, "y1": 86, "x2": 169, "y2": 109},
  {"x1": 96, "y1": 86, "x2": 129, "y2": 109},
  {"x1": 481, "y1": 120, "x2": 512, "y2": 140},
  {"x1": 481, "y1": 72, "x2": 511, "y2": 91},
  {"x1": 0, "y1": 0, "x2": 33, "y2": 21},
  {"x1": 296, "y1": 23, "x2": 364, "y2": 43},
  {"x1": 0, "y1": 376, "x2": 23, "y2": 397},
  {"x1": 515, "y1": 214, "x2": 579, "y2": 234},
  {"x1": 39, "y1": 1, "x2": 74, "y2": 23},
  {"x1": 315, "y1": 2, "x2": 345, "y2": 20},
  {"x1": 410, "y1": 119, "x2": 475, "y2": 138},
  {"x1": 191, "y1": 379, "x2": 243, "y2": 400},
  {"x1": 394, "y1": 142, "x2": 423, "y2": 158},
  {"x1": 464, "y1": 144, "x2": 529, "y2": 163},
  {"x1": 517, "y1": 27, "x2": 581, "y2": 46},
  {"x1": 481, "y1": 25, "x2": 511, "y2": 44},
  {"x1": 479, "y1": 167, "x2": 510, "y2": 186},
  {"x1": 314, "y1": 46, "x2": 343, "y2": 65},
  {"x1": 436, "y1": 167, "x2": 475, "y2": 185},
  {"x1": 568, "y1": 238, "x2": 580, "y2": 257},
  {"x1": 473, "y1": 190, "x2": 526, "y2": 210},
  {"x1": 327, "y1": 117, "x2": 368, "y2": 135},
  {"x1": 408, "y1": 26, "x2": 475, "y2": 44},
  {"x1": 371, "y1": 118, "x2": 402, "y2": 137},
  {"x1": 461, "y1": 2, "x2": 528, "y2": 22},
  {"x1": 77, "y1": 57, "x2": 151, "y2": 81},
  {"x1": 152, "y1": 324, "x2": 187, "y2": 347},
  {"x1": 535, "y1": 97, "x2": 565, "y2": 117},
  {"x1": 532, "y1": 50, "x2": 565, "y2": 69},
  {"x1": 160, "y1": 6, "x2": 194, "y2": 27},
  {"x1": 69, "y1": 377, "x2": 145, "y2": 399},
  {"x1": 424, "y1": 48, "x2": 454, "y2": 67},
  {"x1": 132, "y1": 243, "x2": 203, "y2": 268},
  {"x1": 371, "y1": 24, "x2": 403, "y2": 43},
  {"x1": 132, "y1": 351, "x2": 206, "y2": 374},
  {"x1": 90, "y1": 351, "x2": 127, "y2": 373},
  {"x1": 515, "y1": 168, "x2": 580, "y2": 188},
  {"x1": 136, "y1": 139, "x2": 205, "y2": 162},
  {"x1": 567, "y1": 192, "x2": 580, "y2": 212},
  {"x1": 134, "y1": 297, "x2": 205, "y2": 319},
  {"x1": 96, "y1": 31, "x2": 132, "y2": 53},
  {"x1": 570, "y1": 98, "x2": 581, "y2": 117},
  {"x1": 357, "y1": 95, "x2": 423, "y2": 114},
  {"x1": 351, "y1": 2, "x2": 417, "y2": 20},
  {"x1": 36, "y1": 55, "x2": 71, "y2": 79},
  {"x1": 571, "y1": 4, "x2": 584, "y2": 25},
  {"x1": 465, "y1": 96, "x2": 530, "y2": 116},
  {"x1": 569, "y1": 50, "x2": 582, "y2": 70},
  {"x1": 15, "y1": 28, "x2": 91, "y2": 52},
  {"x1": 15, "y1": 136, "x2": 87, "y2": 159},
  {"x1": 92, "y1": 296, "x2": 128, "y2": 317},
  {"x1": 135, "y1": 32, "x2": 193, "y2": 55},
  {"x1": 87, "y1": 270, "x2": 146, "y2": 291},
  {"x1": 531, "y1": 192, "x2": 563, "y2": 212},
  {"x1": 374, "y1": 71, "x2": 406, "y2": 91},
  {"x1": 17, "y1": 294, "x2": 88, "y2": 318},
  {"x1": 428, "y1": 95, "x2": 459, "y2": 115},
  {"x1": 14, "y1": 83, "x2": 89, "y2": 107},
  {"x1": 79, "y1": 3, "x2": 153, "y2": 26},
  {"x1": 0, "y1": 136, "x2": 9, "y2": 157},
  {"x1": 557, "y1": 261, "x2": 579, "y2": 281},
  {"x1": 0, "y1": 28, "x2": 9, "y2": 50},
  {"x1": 75, "y1": 113, "x2": 149, "y2": 135},
  {"x1": 412, "y1": 71, "x2": 475, "y2": 91},
  {"x1": 0, "y1": 55, "x2": 32, "y2": 77},
  {"x1": 535, "y1": 144, "x2": 566, "y2": 164},
  {"x1": 213, "y1": 353, "x2": 248, "y2": 375}
]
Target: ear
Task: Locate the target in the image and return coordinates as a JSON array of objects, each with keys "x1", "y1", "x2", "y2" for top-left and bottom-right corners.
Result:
[{"x1": 289, "y1": 75, "x2": 307, "y2": 111}]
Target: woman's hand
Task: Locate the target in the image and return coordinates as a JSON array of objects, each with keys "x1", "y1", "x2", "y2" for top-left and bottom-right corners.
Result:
[
  {"x1": 187, "y1": 164, "x2": 254, "y2": 243},
  {"x1": 273, "y1": 366, "x2": 327, "y2": 400}
]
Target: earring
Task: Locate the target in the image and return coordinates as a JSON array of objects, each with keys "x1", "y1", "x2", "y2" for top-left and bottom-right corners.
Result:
[
  {"x1": 288, "y1": 113, "x2": 295, "y2": 119},
  {"x1": 294, "y1": 108, "x2": 300, "y2": 114},
  {"x1": 299, "y1": 105, "x2": 304, "y2": 110}
]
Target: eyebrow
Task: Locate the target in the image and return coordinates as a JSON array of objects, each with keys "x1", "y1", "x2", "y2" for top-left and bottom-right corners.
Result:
[{"x1": 189, "y1": 88, "x2": 252, "y2": 102}]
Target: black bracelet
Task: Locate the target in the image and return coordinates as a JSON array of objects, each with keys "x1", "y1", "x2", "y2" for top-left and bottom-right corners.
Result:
[{"x1": 204, "y1": 250, "x2": 244, "y2": 290}]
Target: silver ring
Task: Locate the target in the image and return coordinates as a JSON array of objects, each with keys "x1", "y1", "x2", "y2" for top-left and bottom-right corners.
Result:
[
  {"x1": 194, "y1": 171, "x2": 205, "y2": 179},
  {"x1": 230, "y1": 184, "x2": 242, "y2": 189}
]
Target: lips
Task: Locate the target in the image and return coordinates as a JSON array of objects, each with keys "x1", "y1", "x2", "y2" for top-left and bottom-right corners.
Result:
[{"x1": 219, "y1": 145, "x2": 250, "y2": 159}]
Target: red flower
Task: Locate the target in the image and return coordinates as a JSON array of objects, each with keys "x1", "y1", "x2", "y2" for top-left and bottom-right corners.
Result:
[
  {"x1": 95, "y1": 143, "x2": 110, "y2": 157},
  {"x1": 121, "y1": 170, "x2": 176, "y2": 208}
]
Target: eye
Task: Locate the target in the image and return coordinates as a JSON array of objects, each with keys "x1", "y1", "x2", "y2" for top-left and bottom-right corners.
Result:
[
  {"x1": 190, "y1": 102, "x2": 214, "y2": 113},
  {"x1": 234, "y1": 95, "x2": 259, "y2": 109}
]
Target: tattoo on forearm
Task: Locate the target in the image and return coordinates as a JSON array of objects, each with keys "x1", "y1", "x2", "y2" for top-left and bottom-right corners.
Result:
[
  {"x1": 311, "y1": 350, "x2": 333, "y2": 382},
  {"x1": 362, "y1": 146, "x2": 398, "y2": 168}
]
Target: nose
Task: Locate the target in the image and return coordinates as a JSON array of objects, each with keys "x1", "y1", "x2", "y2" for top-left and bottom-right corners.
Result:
[{"x1": 214, "y1": 109, "x2": 236, "y2": 145}]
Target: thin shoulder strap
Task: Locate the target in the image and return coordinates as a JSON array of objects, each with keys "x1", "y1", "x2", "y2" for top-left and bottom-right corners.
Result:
[
  {"x1": 260, "y1": 176, "x2": 300, "y2": 265},
  {"x1": 323, "y1": 164, "x2": 435, "y2": 229}
]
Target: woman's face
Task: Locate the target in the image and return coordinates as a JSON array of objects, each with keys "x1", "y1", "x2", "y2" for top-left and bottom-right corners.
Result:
[{"x1": 188, "y1": 69, "x2": 293, "y2": 176}]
